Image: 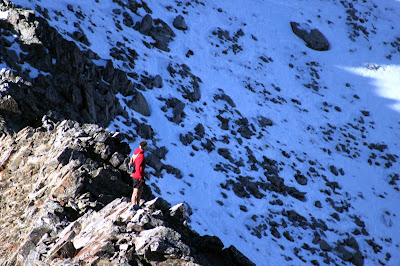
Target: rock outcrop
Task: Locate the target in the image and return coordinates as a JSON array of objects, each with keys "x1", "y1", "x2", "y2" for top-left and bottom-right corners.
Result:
[
  {"x1": 0, "y1": 0, "x2": 147, "y2": 133},
  {"x1": 0, "y1": 119, "x2": 254, "y2": 265}
]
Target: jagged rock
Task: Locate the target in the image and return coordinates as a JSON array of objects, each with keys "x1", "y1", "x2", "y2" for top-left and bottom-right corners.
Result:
[
  {"x1": 236, "y1": 118, "x2": 255, "y2": 139},
  {"x1": 217, "y1": 114, "x2": 230, "y2": 130},
  {"x1": 216, "y1": 28, "x2": 232, "y2": 41},
  {"x1": 153, "y1": 74, "x2": 163, "y2": 88},
  {"x1": 180, "y1": 132, "x2": 195, "y2": 146},
  {"x1": 214, "y1": 89, "x2": 236, "y2": 107},
  {"x1": 329, "y1": 165, "x2": 339, "y2": 176},
  {"x1": 229, "y1": 179, "x2": 251, "y2": 198},
  {"x1": 290, "y1": 22, "x2": 330, "y2": 51},
  {"x1": 169, "y1": 203, "x2": 186, "y2": 223},
  {"x1": 0, "y1": 119, "x2": 136, "y2": 263},
  {"x1": 152, "y1": 19, "x2": 176, "y2": 49},
  {"x1": 201, "y1": 138, "x2": 215, "y2": 152},
  {"x1": 0, "y1": 94, "x2": 20, "y2": 114},
  {"x1": 167, "y1": 63, "x2": 202, "y2": 102},
  {"x1": 271, "y1": 227, "x2": 281, "y2": 238},
  {"x1": 146, "y1": 152, "x2": 164, "y2": 174},
  {"x1": 188, "y1": 77, "x2": 201, "y2": 102},
  {"x1": 258, "y1": 116, "x2": 273, "y2": 127},
  {"x1": 286, "y1": 186, "x2": 307, "y2": 202},
  {"x1": 127, "y1": 90, "x2": 151, "y2": 116},
  {"x1": 123, "y1": 11, "x2": 134, "y2": 27},
  {"x1": 144, "y1": 197, "x2": 172, "y2": 213},
  {"x1": 166, "y1": 97, "x2": 186, "y2": 124},
  {"x1": 2, "y1": 185, "x2": 250, "y2": 265},
  {"x1": 139, "y1": 14, "x2": 153, "y2": 35},
  {"x1": 136, "y1": 122, "x2": 154, "y2": 139},
  {"x1": 194, "y1": 123, "x2": 205, "y2": 138},
  {"x1": 295, "y1": 173, "x2": 308, "y2": 185},
  {"x1": 283, "y1": 231, "x2": 294, "y2": 242},
  {"x1": 333, "y1": 244, "x2": 354, "y2": 261},
  {"x1": 173, "y1": 15, "x2": 188, "y2": 30},
  {"x1": 134, "y1": 226, "x2": 192, "y2": 261},
  {"x1": 368, "y1": 143, "x2": 387, "y2": 152},
  {"x1": 222, "y1": 245, "x2": 256, "y2": 266},
  {"x1": 267, "y1": 175, "x2": 285, "y2": 191},
  {"x1": 136, "y1": 14, "x2": 175, "y2": 52},
  {"x1": 319, "y1": 240, "x2": 332, "y2": 251},
  {"x1": 218, "y1": 148, "x2": 234, "y2": 162},
  {"x1": 70, "y1": 30, "x2": 90, "y2": 46}
]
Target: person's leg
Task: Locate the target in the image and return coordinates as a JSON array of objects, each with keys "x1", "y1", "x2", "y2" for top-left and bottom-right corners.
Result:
[
  {"x1": 132, "y1": 188, "x2": 139, "y2": 205},
  {"x1": 137, "y1": 185, "x2": 143, "y2": 205}
]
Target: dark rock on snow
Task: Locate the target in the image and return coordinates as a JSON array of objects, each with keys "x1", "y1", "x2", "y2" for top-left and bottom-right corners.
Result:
[
  {"x1": 126, "y1": 90, "x2": 151, "y2": 117},
  {"x1": 290, "y1": 22, "x2": 330, "y2": 51},
  {"x1": 136, "y1": 14, "x2": 176, "y2": 52},
  {"x1": 173, "y1": 15, "x2": 188, "y2": 30}
]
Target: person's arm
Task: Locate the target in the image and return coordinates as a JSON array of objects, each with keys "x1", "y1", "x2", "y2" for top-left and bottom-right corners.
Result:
[{"x1": 130, "y1": 153, "x2": 138, "y2": 166}]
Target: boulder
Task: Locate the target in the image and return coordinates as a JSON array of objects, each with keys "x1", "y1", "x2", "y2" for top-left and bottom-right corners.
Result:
[
  {"x1": 153, "y1": 74, "x2": 163, "y2": 88},
  {"x1": 169, "y1": 203, "x2": 186, "y2": 223},
  {"x1": 139, "y1": 14, "x2": 153, "y2": 35},
  {"x1": 290, "y1": 22, "x2": 330, "y2": 51},
  {"x1": 319, "y1": 239, "x2": 332, "y2": 251},
  {"x1": 173, "y1": 15, "x2": 188, "y2": 30},
  {"x1": 258, "y1": 116, "x2": 273, "y2": 127},
  {"x1": 134, "y1": 226, "x2": 191, "y2": 261},
  {"x1": 127, "y1": 90, "x2": 151, "y2": 116},
  {"x1": 166, "y1": 97, "x2": 185, "y2": 124}
]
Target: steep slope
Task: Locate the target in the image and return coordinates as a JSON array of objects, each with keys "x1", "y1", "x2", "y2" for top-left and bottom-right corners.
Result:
[
  {"x1": 4, "y1": 0, "x2": 400, "y2": 265},
  {"x1": 0, "y1": 1, "x2": 253, "y2": 265}
]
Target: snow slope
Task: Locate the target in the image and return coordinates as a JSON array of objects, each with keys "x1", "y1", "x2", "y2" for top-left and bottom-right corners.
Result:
[{"x1": 11, "y1": 0, "x2": 400, "y2": 265}]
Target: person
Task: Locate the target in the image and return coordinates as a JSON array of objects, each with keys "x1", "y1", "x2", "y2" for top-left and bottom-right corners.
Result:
[{"x1": 129, "y1": 140, "x2": 147, "y2": 206}]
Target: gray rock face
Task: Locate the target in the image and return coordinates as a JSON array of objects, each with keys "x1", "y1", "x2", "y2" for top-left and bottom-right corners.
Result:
[
  {"x1": 290, "y1": 22, "x2": 330, "y2": 51},
  {"x1": 0, "y1": 3, "x2": 147, "y2": 133}
]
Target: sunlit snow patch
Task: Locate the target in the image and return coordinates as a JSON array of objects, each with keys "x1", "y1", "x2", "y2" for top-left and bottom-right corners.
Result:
[
  {"x1": 0, "y1": 11, "x2": 9, "y2": 20},
  {"x1": 345, "y1": 64, "x2": 400, "y2": 112}
]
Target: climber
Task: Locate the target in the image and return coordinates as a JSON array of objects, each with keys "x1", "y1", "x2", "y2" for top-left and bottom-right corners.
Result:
[{"x1": 129, "y1": 140, "x2": 147, "y2": 206}]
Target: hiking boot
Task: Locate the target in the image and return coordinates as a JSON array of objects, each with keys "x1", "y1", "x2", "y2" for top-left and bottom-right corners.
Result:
[{"x1": 131, "y1": 204, "x2": 140, "y2": 211}]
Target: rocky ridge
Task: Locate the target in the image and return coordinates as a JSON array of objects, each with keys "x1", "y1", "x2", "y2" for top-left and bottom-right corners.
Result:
[{"x1": 0, "y1": 119, "x2": 253, "y2": 265}]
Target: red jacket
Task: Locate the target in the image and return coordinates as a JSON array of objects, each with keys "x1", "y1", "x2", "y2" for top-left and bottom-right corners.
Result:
[{"x1": 132, "y1": 148, "x2": 145, "y2": 180}]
